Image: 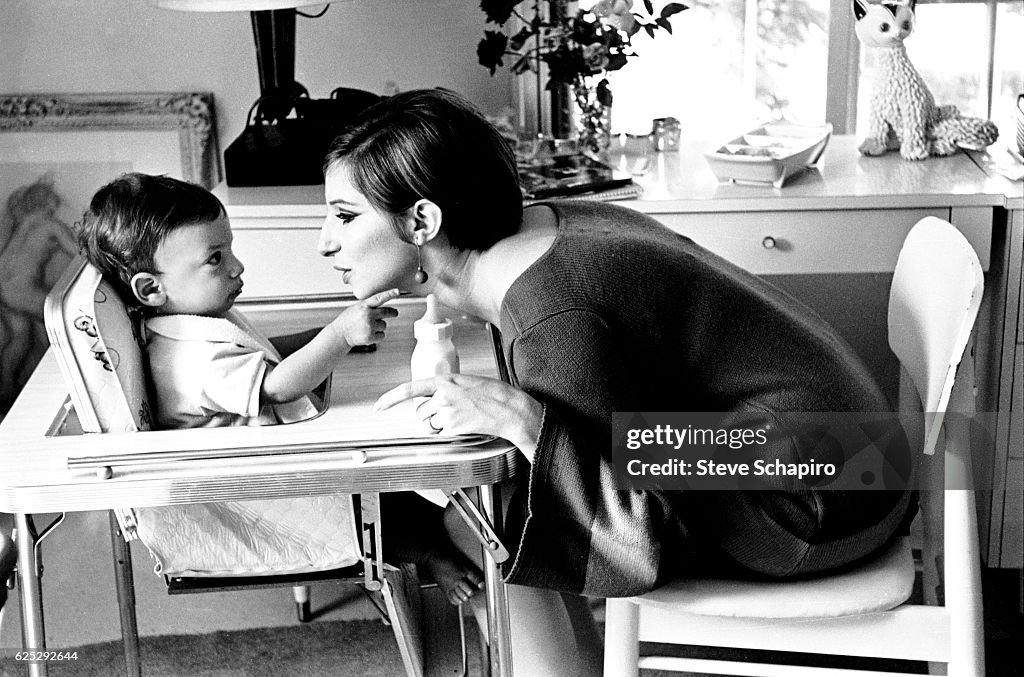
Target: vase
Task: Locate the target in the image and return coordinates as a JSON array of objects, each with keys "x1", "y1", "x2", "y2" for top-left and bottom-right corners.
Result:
[{"x1": 572, "y1": 78, "x2": 612, "y2": 157}]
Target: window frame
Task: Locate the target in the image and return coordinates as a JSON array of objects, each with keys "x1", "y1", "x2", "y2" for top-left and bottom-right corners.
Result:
[{"x1": 518, "y1": 0, "x2": 1018, "y2": 137}]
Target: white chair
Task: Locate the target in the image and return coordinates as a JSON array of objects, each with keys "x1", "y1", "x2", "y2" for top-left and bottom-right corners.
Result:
[{"x1": 604, "y1": 216, "x2": 986, "y2": 677}]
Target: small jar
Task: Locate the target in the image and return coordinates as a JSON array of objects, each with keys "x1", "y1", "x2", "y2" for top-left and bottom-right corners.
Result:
[{"x1": 651, "y1": 117, "x2": 681, "y2": 152}]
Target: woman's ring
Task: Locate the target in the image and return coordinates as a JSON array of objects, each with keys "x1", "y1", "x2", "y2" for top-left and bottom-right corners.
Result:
[{"x1": 428, "y1": 415, "x2": 443, "y2": 432}]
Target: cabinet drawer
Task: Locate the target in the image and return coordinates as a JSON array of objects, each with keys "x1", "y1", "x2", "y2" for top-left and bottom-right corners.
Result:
[
  {"x1": 649, "y1": 209, "x2": 989, "y2": 275},
  {"x1": 227, "y1": 209, "x2": 994, "y2": 295}
]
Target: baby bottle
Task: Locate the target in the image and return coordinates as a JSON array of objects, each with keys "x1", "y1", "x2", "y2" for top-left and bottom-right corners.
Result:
[{"x1": 411, "y1": 294, "x2": 459, "y2": 431}]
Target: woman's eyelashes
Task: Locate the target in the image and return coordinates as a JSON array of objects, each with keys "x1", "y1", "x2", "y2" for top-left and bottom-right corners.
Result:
[{"x1": 334, "y1": 210, "x2": 356, "y2": 224}]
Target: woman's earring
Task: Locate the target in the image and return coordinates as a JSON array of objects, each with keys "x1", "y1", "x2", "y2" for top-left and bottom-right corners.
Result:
[{"x1": 414, "y1": 244, "x2": 428, "y2": 284}]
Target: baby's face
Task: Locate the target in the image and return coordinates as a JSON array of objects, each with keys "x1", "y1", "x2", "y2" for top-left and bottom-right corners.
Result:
[{"x1": 152, "y1": 215, "x2": 245, "y2": 317}]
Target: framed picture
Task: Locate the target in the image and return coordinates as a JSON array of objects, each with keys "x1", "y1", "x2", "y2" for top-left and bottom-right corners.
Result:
[{"x1": 0, "y1": 92, "x2": 218, "y2": 419}]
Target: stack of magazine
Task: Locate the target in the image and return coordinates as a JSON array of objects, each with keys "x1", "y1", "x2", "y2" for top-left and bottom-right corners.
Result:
[{"x1": 518, "y1": 152, "x2": 643, "y2": 202}]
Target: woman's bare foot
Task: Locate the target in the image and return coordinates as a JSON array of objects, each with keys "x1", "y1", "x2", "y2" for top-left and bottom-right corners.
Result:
[{"x1": 421, "y1": 548, "x2": 483, "y2": 606}]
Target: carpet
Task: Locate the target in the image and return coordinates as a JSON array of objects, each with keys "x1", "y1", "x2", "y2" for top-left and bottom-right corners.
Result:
[
  {"x1": 0, "y1": 618, "x2": 930, "y2": 677},
  {"x1": 1, "y1": 620, "x2": 442, "y2": 677},
  {"x1": 3, "y1": 571, "x2": 1018, "y2": 677},
  {"x1": 3, "y1": 618, "x2": 1019, "y2": 677}
]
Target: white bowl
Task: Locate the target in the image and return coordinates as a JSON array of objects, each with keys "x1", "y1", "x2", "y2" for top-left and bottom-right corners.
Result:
[{"x1": 704, "y1": 123, "x2": 832, "y2": 188}]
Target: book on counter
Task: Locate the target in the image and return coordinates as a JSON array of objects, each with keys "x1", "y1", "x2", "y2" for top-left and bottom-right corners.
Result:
[{"x1": 518, "y1": 152, "x2": 642, "y2": 202}]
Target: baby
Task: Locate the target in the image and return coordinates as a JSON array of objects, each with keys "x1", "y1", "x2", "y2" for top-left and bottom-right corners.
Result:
[{"x1": 75, "y1": 173, "x2": 481, "y2": 604}]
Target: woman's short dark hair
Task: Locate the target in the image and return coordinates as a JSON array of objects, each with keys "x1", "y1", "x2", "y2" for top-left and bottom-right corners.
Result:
[
  {"x1": 323, "y1": 88, "x2": 523, "y2": 251},
  {"x1": 76, "y1": 172, "x2": 225, "y2": 302}
]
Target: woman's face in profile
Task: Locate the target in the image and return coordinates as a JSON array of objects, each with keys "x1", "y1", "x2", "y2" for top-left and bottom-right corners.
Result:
[{"x1": 319, "y1": 164, "x2": 417, "y2": 299}]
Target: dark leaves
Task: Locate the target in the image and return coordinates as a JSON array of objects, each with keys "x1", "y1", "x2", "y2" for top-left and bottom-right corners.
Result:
[
  {"x1": 660, "y1": 2, "x2": 688, "y2": 19},
  {"x1": 509, "y1": 25, "x2": 535, "y2": 51},
  {"x1": 596, "y1": 78, "x2": 613, "y2": 107},
  {"x1": 477, "y1": 30, "x2": 509, "y2": 75},
  {"x1": 606, "y1": 52, "x2": 630, "y2": 71},
  {"x1": 572, "y1": 15, "x2": 602, "y2": 44},
  {"x1": 542, "y1": 45, "x2": 588, "y2": 85},
  {"x1": 480, "y1": 0, "x2": 524, "y2": 25},
  {"x1": 476, "y1": 1, "x2": 687, "y2": 87}
]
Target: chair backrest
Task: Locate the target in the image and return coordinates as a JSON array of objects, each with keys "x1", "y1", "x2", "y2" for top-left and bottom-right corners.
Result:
[
  {"x1": 44, "y1": 256, "x2": 153, "y2": 434},
  {"x1": 888, "y1": 216, "x2": 985, "y2": 654},
  {"x1": 887, "y1": 216, "x2": 984, "y2": 457}
]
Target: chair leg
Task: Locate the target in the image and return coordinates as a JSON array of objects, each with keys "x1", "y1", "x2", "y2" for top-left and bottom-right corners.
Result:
[
  {"x1": 293, "y1": 585, "x2": 312, "y2": 622},
  {"x1": 381, "y1": 563, "x2": 426, "y2": 677},
  {"x1": 603, "y1": 598, "x2": 640, "y2": 677},
  {"x1": 14, "y1": 515, "x2": 45, "y2": 657},
  {"x1": 0, "y1": 517, "x2": 15, "y2": 625},
  {"x1": 109, "y1": 512, "x2": 141, "y2": 677}
]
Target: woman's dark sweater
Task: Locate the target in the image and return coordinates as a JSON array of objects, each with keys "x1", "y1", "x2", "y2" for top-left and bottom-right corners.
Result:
[{"x1": 498, "y1": 200, "x2": 913, "y2": 596}]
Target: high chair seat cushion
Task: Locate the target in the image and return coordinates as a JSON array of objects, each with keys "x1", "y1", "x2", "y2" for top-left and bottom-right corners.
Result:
[
  {"x1": 629, "y1": 535, "x2": 913, "y2": 619},
  {"x1": 135, "y1": 494, "x2": 362, "y2": 577}
]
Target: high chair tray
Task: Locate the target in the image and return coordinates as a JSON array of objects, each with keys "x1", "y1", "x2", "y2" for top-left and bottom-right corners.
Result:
[
  {"x1": 64, "y1": 428, "x2": 501, "y2": 470},
  {"x1": 7, "y1": 289, "x2": 520, "y2": 513},
  {"x1": 705, "y1": 123, "x2": 832, "y2": 188}
]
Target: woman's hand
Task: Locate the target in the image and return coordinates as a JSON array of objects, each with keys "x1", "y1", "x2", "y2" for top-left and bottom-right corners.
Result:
[{"x1": 374, "y1": 374, "x2": 543, "y2": 463}]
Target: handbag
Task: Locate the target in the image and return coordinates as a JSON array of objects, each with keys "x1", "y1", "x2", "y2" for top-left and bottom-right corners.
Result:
[{"x1": 224, "y1": 87, "x2": 382, "y2": 187}]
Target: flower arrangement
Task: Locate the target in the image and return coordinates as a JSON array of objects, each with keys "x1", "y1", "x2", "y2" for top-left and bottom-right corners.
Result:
[{"x1": 477, "y1": 1, "x2": 687, "y2": 152}]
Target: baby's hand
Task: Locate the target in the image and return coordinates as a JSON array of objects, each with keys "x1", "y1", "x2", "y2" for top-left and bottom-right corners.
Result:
[{"x1": 331, "y1": 289, "x2": 400, "y2": 347}]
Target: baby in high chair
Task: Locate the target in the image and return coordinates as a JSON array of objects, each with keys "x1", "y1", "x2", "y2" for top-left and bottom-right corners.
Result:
[{"x1": 74, "y1": 172, "x2": 482, "y2": 605}]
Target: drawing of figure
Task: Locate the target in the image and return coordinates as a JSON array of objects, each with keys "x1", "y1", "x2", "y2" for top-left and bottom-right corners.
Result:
[{"x1": 0, "y1": 175, "x2": 77, "y2": 418}]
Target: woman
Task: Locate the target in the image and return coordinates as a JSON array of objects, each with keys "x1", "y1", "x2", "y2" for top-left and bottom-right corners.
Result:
[{"x1": 319, "y1": 88, "x2": 914, "y2": 674}]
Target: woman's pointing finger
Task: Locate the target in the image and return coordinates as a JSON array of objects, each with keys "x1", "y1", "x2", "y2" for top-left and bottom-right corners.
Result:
[{"x1": 373, "y1": 379, "x2": 438, "y2": 411}]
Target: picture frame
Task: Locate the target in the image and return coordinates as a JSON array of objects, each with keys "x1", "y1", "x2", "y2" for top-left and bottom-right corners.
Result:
[
  {"x1": 0, "y1": 91, "x2": 219, "y2": 187},
  {"x1": 0, "y1": 91, "x2": 219, "y2": 419}
]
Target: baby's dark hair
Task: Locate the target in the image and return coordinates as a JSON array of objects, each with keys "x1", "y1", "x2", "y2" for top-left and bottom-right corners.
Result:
[{"x1": 76, "y1": 173, "x2": 224, "y2": 303}]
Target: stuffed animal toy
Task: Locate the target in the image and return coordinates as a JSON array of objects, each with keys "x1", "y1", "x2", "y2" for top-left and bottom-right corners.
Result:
[{"x1": 854, "y1": 0, "x2": 998, "y2": 160}]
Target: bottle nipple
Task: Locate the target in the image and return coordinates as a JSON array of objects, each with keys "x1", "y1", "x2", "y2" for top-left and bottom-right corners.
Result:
[
  {"x1": 414, "y1": 294, "x2": 453, "y2": 341},
  {"x1": 421, "y1": 294, "x2": 442, "y2": 324}
]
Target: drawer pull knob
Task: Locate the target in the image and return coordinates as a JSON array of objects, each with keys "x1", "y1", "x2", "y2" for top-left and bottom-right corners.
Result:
[{"x1": 762, "y1": 236, "x2": 777, "y2": 249}]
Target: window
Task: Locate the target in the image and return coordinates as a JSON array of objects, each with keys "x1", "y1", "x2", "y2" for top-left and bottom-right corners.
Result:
[
  {"x1": 603, "y1": 0, "x2": 830, "y2": 137},
  {"x1": 568, "y1": 0, "x2": 1023, "y2": 142}
]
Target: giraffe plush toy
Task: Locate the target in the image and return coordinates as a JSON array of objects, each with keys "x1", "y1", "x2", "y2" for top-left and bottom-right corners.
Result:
[{"x1": 854, "y1": 0, "x2": 998, "y2": 160}]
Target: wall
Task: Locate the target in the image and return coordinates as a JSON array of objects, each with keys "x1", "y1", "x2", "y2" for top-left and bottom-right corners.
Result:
[{"x1": 0, "y1": 0, "x2": 514, "y2": 163}]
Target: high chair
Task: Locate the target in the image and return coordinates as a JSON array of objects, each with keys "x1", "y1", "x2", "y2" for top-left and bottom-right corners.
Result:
[
  {"x1": 604, "y1": 216, "x2": 986, "y2": 677},
  {"x1": 38, "y1": 257, "x2": 485, "y2": 677}
]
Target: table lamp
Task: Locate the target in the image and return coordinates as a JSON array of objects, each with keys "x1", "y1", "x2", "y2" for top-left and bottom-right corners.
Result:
[
  {"x1": 150, "y1": 0, "x2": 379, "y2": 187},
  {"x1": 152, "y1": 0, "x2": 329, "y2": 122}
]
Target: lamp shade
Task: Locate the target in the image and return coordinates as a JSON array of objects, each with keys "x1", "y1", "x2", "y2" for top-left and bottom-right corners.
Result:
[{"x1": 150, "y1": 1, "x2": 327, "y2": 11}]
